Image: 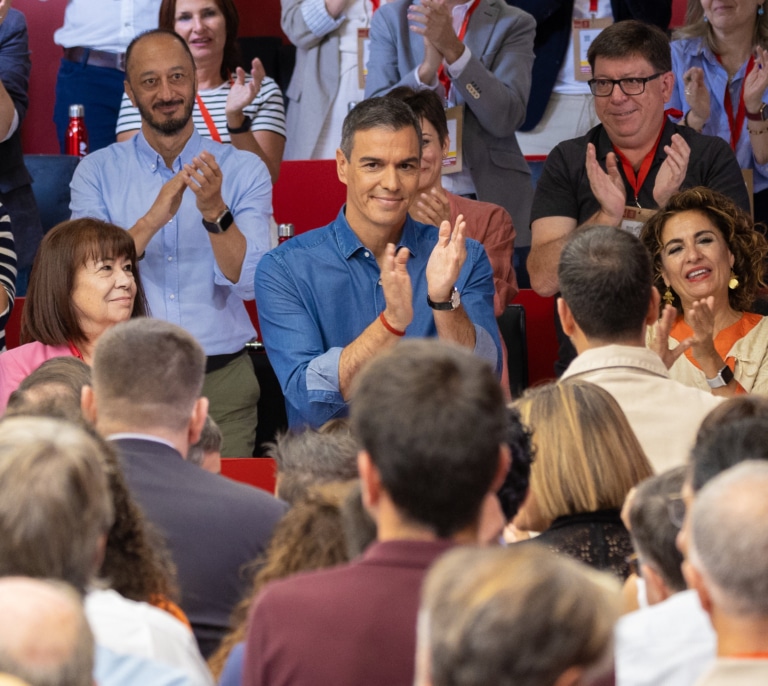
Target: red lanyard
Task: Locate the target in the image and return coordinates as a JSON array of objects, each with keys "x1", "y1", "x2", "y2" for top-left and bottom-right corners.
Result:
[
  {"x1": 67, "y1": 340, "x2": 83, "y2": 360},
  {"x1": 196, "y1": 94, "x2": 222, "y2": 143},
  {"x1": 371, "y1": 0, "x2": 380, "y2": 11},
  {"x1": 716, "y1": 53, "x2": 755, "y2": 150},
  {"x1": 589, "y1": 0, "x2": 598, "y2": 13},
  {"x1": 437, "y1": 0, "x2": 481, "y2": 97},
  {"x1": 612, "y1": 121, "x2": 666, "y2": 206}
]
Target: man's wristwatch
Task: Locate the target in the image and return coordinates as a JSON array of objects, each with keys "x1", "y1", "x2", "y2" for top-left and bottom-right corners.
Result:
[
  {"x1": 746, "y1": 103, "x2": 768, "y2": 121},
  {"x1": 427, "y1": 288, "x2": 461, "y2": 311},
  {"x1": 706, "y1": 365, "x2": 734, "y2": 389},
  {"x1": 202, "y1": 207, "x2": 234, "y2": 234}
]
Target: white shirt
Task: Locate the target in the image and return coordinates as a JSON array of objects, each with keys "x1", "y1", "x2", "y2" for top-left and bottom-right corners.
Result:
[
  {"x1": 54, "y1": 0, "x2": 162, "y2": 52},
  {"x1": 616, "y1": 590, "x2": 717, "y2": 686},
  {"x1": 85, "y1": 588, "x2": 214, "y2": 686},
  {"x1": 561, "y1": 345, "x2": 723, "y2": 473}
]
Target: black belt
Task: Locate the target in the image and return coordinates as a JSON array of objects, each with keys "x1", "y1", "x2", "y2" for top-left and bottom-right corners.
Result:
[
  {"x1": 63, "y1": 47, "x2": 126, "y2": 72},
  {"x1": 206, "y1": 348, "x2": 247, "y2": 375}
]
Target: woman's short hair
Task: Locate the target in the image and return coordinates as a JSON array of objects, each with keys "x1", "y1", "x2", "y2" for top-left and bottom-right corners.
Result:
[
  {"x1": 516, "y1": 380, "x2": 653, "y2": 523},
  {"x1": 158, "y1": 0, "x2": 241, "y2": 81},
  {"x1": 640, "y1": 187, "x2": 768, "y2": 314},
  {"x1": 386, "y1": 86, "x2": 450, "y2": 147},
  {"x1": 21, "y1": 218, "x2": 148, "y2": 347}
]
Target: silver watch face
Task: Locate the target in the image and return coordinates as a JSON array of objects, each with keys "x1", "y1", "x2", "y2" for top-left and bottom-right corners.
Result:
[{"x1": 450, "y1": 288, "x2": 461, "y2": 309}]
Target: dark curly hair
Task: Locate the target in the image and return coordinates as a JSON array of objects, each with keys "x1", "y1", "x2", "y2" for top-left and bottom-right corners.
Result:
[{"x1": 640, "y1": 187, "x2": 767, "y2": 314}]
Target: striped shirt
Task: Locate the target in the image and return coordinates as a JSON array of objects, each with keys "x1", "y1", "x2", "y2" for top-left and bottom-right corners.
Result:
[
  {"x1": 116, "y1": 75, "x2": 286, "y2": 141},
  {"x1": 0, "y1": 205, "x2": 17, "y2": 352}
]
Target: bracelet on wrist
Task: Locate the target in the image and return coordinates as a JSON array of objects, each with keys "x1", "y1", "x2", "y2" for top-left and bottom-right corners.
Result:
[
  {"x1": 379, "y1": 311, "x2": 406, "y2": 337},
  {"x1": 683, "y1": 110, "x2": 703, "y2": 133},
  {"x1": 226, "y1": 115, "x2": 252, "y2": 134}
]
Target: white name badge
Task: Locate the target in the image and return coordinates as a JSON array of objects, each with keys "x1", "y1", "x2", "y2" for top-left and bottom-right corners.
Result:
[
  {"x1": 442, "y1": 105, "x2": 464, "y2": 175},
  {"x1": 620, "y1": 205, "x2": 657, "y2": 236},
  {"x1": 572, "y1": 17, "x2": 613, "y2": 82}
]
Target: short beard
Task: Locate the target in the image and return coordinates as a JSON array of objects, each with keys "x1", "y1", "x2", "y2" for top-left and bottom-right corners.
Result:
[{"x1": 137, "y1": 98, "x2": 194, "y2": 137}]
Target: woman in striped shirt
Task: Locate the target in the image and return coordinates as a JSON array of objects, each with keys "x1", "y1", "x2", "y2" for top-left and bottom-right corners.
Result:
[{"x1": 116, "y1": 0, "x2": 286, "y2": 183}]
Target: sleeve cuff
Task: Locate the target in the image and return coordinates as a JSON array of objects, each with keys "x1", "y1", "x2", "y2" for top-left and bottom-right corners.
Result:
[
  {"x1": 301, "y1": 0, "x2": 345, "y2": 37},
  {"x1": 446, "y1": 46, "x2": 472, "y2": 79},
  {"x1": 414, "y1": 67, "x2": 440, "y2": 90},
  {"x1": 473, "y1": 324, "x2": 500, "y2": 377}
]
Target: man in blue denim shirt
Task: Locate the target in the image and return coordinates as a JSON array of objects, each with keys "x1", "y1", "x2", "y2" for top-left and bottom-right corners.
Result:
[{"x1": 255, "y1": 97, "x2": 500, "y2": 429}]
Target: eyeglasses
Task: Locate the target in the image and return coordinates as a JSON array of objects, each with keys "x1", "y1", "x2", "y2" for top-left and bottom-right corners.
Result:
[{"x1": 588, "y1": 72, "x2": 664, "y2": 97}]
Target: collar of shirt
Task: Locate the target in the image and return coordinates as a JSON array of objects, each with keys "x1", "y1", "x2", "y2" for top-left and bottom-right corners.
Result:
[
  {"x1": 107, "y1": 433, "x2": 179, "y2": 451},
  {"x1": 332, "y1": 205, "x2": 421, "y2": 261},
  {"x1": 134, "y1": 128, "x2": 204, "y2": 175},
  {"x1": 451, "y1": 0, "x2": 476, "y2": 34}
]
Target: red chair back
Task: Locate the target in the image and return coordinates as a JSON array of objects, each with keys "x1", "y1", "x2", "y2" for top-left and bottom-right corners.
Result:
[{"x1": 220, "y1": 457, "x2": 277, "y2": 494}]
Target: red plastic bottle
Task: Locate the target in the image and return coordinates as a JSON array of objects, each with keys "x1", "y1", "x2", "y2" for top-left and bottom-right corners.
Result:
[{"x1": 66, "y1": 104, "x2": 89, "y2": 158}]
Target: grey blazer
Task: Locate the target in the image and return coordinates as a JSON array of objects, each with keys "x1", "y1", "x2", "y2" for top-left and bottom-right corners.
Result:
[{"x1": 365, "y1": 0, "x2": 536, "y2": 245}]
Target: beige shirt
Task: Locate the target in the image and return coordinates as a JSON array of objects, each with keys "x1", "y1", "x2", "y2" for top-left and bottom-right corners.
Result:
[
  {"x1": 696, "y1": 658, "x2": 768, "y2": 685},
  {"x1": 561, "y1": 345, "x2": 723, "y2": 473}
]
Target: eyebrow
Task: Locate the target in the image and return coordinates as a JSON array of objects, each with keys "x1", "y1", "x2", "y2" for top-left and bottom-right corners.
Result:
[
  {"x1": 663, "y1": 229, "x2": 717, "y2": 250},
  {"x1": 137, "y1": 65, "x2": 189, "y2": 79},
  {"x1": 357, "y1": 155, "x2": 420, "y2": 165}
]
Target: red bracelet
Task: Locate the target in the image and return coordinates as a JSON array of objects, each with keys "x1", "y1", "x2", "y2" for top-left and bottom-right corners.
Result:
[{"x1": 379, "y1": 311, "x2": 406, "y2": 337}]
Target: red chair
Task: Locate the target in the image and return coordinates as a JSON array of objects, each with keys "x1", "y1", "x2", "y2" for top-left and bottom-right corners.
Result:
[
  {"x1": 512, "y1": 289, "x2": 558, "y2": 387},
  {"x1": 6, "y1": 296, "x2": 23, "y2": 350}
]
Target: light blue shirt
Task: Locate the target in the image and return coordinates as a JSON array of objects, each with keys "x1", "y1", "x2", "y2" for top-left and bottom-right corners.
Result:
[
  {"x1": 95, "y1": 645, "x2": 193, "y2": 686},
  {"x1": 70, "y1": 129, "x2": 272, "y2": 354},
  {"x1": 670, "y1": 36, "x2": 768, "y2": 193},
  {"x1": 254, "y1": 207, "x2": 500, "y2": 429}
]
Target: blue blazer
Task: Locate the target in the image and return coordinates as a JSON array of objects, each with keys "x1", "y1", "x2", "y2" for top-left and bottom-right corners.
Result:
[{"x1": 365, "y1": 0, "x2": 537, "y2": 245}]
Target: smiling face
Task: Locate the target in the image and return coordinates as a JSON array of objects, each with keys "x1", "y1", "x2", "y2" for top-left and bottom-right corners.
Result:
[
  {"x1": 71, "y1": 255, "x2": 137, "y2": 344},
  {"x1": 592, "y1": 54, "x2": 673, "y2": 151},
  {"x1": 700, "y1": 0, "x2": 763, "y2": 34},
  {"x1": 173, "y1": 0, "x2": 227, "y2": 67},
  {"x1": 418, "y1": 117, "x2": 448, "y2": 193},
  {"x1": 125, "y1": 33, "x2": 196, "y2": 137},
  {"x1": 659, "y1": 210, "x2": 735, "y2": 308},
  {"x1": 337, "y1": 125, "x2": 421, "y2": 240}
]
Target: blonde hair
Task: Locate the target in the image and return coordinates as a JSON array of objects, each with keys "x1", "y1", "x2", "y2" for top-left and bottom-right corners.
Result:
[
  {"x1": 516, "y1": 380, "x2": 653, "y2": 523},
  {"x1": 674, "y1": 0, "x2": 768, "y2": 50}
]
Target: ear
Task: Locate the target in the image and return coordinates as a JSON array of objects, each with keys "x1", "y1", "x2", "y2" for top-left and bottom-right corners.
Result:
[
  {"x1": 81, "y1": 385, "x2": 97, "y2": 424},
  {"x1": 660, "y1": 71, "x2": 674, "y2": 104},
  {"x1": 186, "y1": 396, "x2": 209, "y2": 453},
  {"x1": 442, "y1": 134, "x2": 450, "y2": 158},
  {"x1": 358, "y1": 450, "x2": 382, "y2": 511},
  {"x1": 336, "y1": 147, "x2": 349, "y2": 186},
  {"x1": 557, "y1": 297, "x2": 577, "y2": 337},
  {"x1": 491, "y1": 444, "x2": 511, "y2": 492},
  {"x1": 684, "y1": 560, "x2": 714, "y2": 617},
  {"x1": 646, "y1": 287, "x2": 662, "y2": 326},
  {"x1": 641, "y1": 562, "x2": 672, "y2": 605},
  {"x1": 552, "y1": 665, "x2": 586, "y2": 686},
  {"x1": 124, "y1": 80, "x2": 137, "y2": 108}
]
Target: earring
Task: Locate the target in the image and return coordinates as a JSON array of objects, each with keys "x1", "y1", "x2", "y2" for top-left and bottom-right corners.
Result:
[
  {"x1": 663, "y1": 286, "x2": 675, "y2": 306},
  {"x1": 729, "y1": 270, "x2": 740, "y2": 290}
]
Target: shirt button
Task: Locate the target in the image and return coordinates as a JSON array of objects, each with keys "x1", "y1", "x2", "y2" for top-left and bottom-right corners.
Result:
[
  {"x1": 169, "y1": 294, "x2": 175, "y2": 300},
  {"x1": 378, "y1": 279, "x2": 382, "y2": 285},
  {"x1": 167, "y1": 256, "x2": 173, "y2": 262},
  {"x1": 364, "y1": 251, "x2": 370, "y2": 258}
]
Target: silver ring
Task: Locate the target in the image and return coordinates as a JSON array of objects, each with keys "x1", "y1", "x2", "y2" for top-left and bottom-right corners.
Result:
[{"x1": 685, "y1": 89, "x2": 692, "y2": 96}]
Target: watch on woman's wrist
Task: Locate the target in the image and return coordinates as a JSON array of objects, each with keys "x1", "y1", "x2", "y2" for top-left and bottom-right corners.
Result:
[{"x1": 706, "y1": 364, "x2": 734, "y2": 389}]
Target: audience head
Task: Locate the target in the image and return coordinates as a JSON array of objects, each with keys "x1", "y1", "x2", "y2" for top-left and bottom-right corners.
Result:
[
  {"x1": 416, "y1": 546, "x2": 620, "y2": 686},
  {"x1": 587, "y1": 19, "x2": 671, "y2": 74},
  {"x1": 0, "y1": 417, "x2": 114, "y2": 594},
  {"x1": 688, "y1": 461, "x2": 768, "y2": 619},
  {"x1": 339, "y1": 96, "x2": 421, "y2": 161},
  {"x1": 0, "y1": 578, "x2": 94, "y2": 686},
  {"x1": 350, "y1": 339, "x2": 508, "y2": 539},
  {"x1": 558, "y1": 225, "x2": 654, "y2": 343},
  {"x1": 85, "y1": 319, "x2": 207, "y2": 441},
  {"x1": 641, "y1": 187, "x2": 767, "y2": 314},
  {"x1": 187, "y1": 415, "x2": 223, "y2": 473},
  {"x1": 340, "y1": 481, "x2": 378, "y2": 558},
  {"x1": 496, "y1": 405, "x2": 535, "y2": 521},
  {"x1": 628, "y1": 467, "x2": 687, "y2": 604},
  {"x1": 158, "y1": 0, "x2": 241, "y2": 80},
  {"x1": 514, "y1": 380, "x2": 653, "y2": 532},
  {"x1": 386, "y1": 86, "x2": 449, "y2": 192},
  {"x1": 21, "y1": 218, "x2": 147, "y2": 349},
  {"x1": 269, "y1": 428, "x2": 359, "y2": 505},
  {"x1": 677, "y1": 0, "x2": 768, "y2": 53},
  {"x1": 6, "y1": 357, "x2": 91, "y2": 421}
]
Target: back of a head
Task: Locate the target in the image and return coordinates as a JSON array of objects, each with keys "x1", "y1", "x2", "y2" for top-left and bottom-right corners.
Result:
[
  {"x1": 496, "y1": 406, "x2": 535, "y2": 521},
  {"x1": 269, "y1": 429, "x2": 360, "y2": 506},
  {"x1": 558, "y1": 225, "x2": 652, "y2": 342},
  {"x1": 0, "y1": 417, "x2": 113, "y2": 593},
  {"x1": 586, "y1": 19, "x2": 671, "y2": 73},
  {"x1": 691, "y1": 400, "x2": 768, "y2": 492},
  {"x1": 517, "y1": 380, "x2": 653, "y2": 522},
  {"x1": 6, "y1": 357, "x2": 91, "y2": 422},
  {"x1": 629, "y1": 467, "x2": 687, "y2": 594},
  {"x1": 350, "y1": 340, "x2": 505, "y2": 538},
  {"x1": 690, "y1": 461, "x2": 768, "y2": 616},
  {"x1": 0, "y1": 578, "x2": 94, "y2": 686},
  {"x1": 92, "y1": 318, "x2": 205, "y2": 432},
  {"x1": 339, "y1": 96, "x2": 421, "y2": 160},
  {"x1": 418, "y1": 546, "x2": 620, "y2": 686}
]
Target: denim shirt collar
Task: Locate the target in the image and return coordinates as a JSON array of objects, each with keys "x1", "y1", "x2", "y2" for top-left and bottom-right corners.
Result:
[
  {"x1": 331, "y1": 206, "x2": 424, "y2": 260},
  {"x1": 134, "y1": 128, "x2": 205, "y2": 174}
]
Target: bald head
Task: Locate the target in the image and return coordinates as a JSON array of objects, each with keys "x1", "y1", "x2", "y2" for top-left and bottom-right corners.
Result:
[{"x1": 0, "y1": 578, "x2": 94, "y2": 686}]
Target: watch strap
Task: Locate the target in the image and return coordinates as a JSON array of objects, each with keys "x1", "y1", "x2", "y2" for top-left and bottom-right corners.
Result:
[
  {"x1": 706, "y1": 364, "x2": 734, "y2": 389},
  {"x1": 226, "y1": 115, "x2": 252, "y2": 134},
  {"x1": 202, "y1": 207, "x2": 233, "y2": 234},
  {"x1": 427, "y1": 288, "x2": 460, "y2": 311},
  {"x1": 746, "y1": 103, "x2": 768, "y2": 121}
]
